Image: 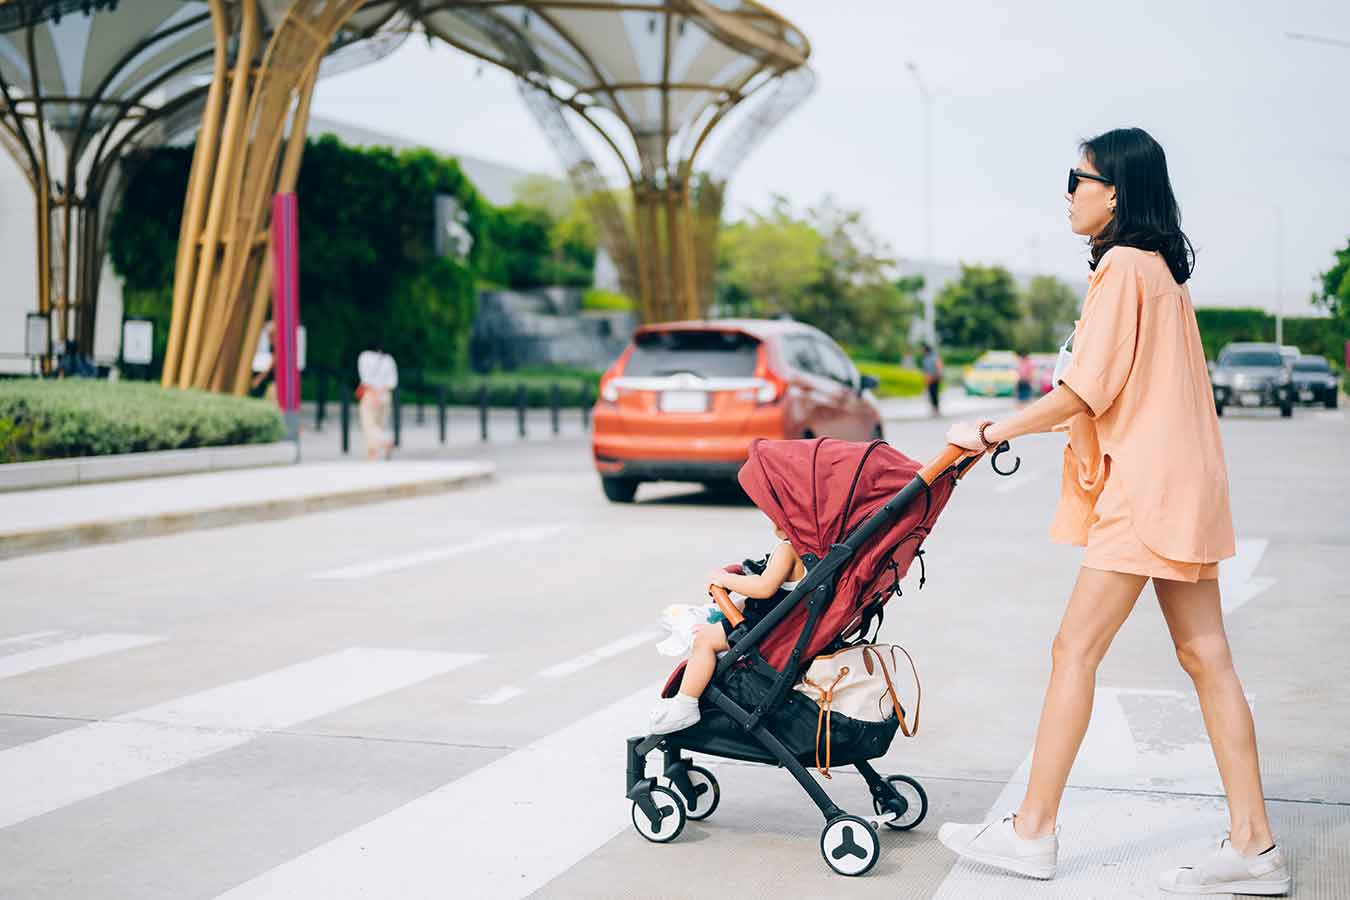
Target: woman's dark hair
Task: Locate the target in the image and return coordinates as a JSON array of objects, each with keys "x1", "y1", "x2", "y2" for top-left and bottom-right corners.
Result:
[{"x1": 1080, "y1": 127, "x2": 1195, "y2": 284}]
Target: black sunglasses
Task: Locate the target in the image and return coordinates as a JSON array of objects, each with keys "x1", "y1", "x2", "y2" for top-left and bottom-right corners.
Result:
[{"x1": 1068, "y1": 168, "x2": 1112, "y2": 194}]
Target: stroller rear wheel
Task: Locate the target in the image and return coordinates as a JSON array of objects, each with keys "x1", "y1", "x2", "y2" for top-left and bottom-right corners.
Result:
[
  {"x1": 873, "y1": 774, "x2": 928, "y2": 831},
  {"x1": 631, "y1": 784, "x2": 686, "y2": 843},
  {"x1": 665, "y1": 764, "x2": 720, "y2": 821},
  {"x1": 820, "y1": 815, "x2": 881, "y2": 876}
]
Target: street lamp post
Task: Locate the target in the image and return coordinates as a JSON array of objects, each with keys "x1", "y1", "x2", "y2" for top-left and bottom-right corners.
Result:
[{"x1": 906, "y1": 61, "x2": 935, "y2": 346}]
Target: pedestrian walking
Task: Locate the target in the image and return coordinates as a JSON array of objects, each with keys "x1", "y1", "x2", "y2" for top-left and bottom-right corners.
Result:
[
  {"x1": 357, "y1": 344, "x2": 398, "y2": 461},
  {"x1": 1015, "y1": 348, "x2": 1035, "y2": 407},
  {"x1": 919, "y1": 342, "x2": 942, "y2": 416},
  {"x1": 936, "y1": 128, "x2": 1288, "y2": 894},
  {"x1": 249, "y1": 323, "x2": 276, "y2": 402}
]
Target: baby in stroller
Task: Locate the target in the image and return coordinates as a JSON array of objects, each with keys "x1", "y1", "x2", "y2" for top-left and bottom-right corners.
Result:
[{"x1": 648, "y1": 521, "x2": 806, "y2": 735}]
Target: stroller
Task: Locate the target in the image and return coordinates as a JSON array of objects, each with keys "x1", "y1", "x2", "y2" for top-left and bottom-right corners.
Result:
[{"x1": 625, "y1": 436, "x2": 1018, "y2": 876}]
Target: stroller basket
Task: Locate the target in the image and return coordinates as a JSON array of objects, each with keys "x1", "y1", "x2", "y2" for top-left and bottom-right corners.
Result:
[{"x1": 625, "y1": 438, "x2": 1017, "y2": 876}]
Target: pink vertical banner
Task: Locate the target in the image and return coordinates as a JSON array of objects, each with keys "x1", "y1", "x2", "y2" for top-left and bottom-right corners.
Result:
[{"x1": 271, "y1": 192, "x2": 300, "y2": 414}]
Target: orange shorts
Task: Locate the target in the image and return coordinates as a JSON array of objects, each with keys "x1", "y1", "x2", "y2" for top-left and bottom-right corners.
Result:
[{"x1": 1082, "y1": 463, "x2": 1218, "y2": 583}]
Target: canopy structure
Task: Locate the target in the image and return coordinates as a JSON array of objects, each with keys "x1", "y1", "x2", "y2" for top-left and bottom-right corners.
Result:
[
  {"x1": 0, "y1": 0, "x2": 217, "y2": 365},
  {"x1": 418, "y1": 1, "x2": 812, "y2": 321}
]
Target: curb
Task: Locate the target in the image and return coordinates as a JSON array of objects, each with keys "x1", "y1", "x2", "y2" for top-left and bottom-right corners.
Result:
[
  {"x1": 0, "y1": 464, "x2": 494, "y2": 560},
  {"x1": 0, "y1": 442, "x2": 299, "y2": 493}
]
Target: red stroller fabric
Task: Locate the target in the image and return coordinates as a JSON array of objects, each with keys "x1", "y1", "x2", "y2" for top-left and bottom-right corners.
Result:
[{"x1": 737, "y1": 437, "x2": 954, "y2": 671}]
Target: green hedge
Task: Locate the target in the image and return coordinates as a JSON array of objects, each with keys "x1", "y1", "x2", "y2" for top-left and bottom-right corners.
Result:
[
  {"x1": 581, "y1": 289, "x2": 636, "y2": 312},
  {"x1": 1193, "y1": 308, "x2": 1346, "y2": 365},
  {"x1": 0, "y1": 380, "x2": 285, "y2": 463},
  {"x1": 855, "y1": 361, "x2": 925, "y2": 397}
]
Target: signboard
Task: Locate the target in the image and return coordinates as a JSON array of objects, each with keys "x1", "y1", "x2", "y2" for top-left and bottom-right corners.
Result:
[
  {"x1": 25, "y1": 312, "x2": 49, "y2": 357},
  {"x1": 122, "y1": 319, "x2": 154, "y2": 365},
  {"x1": 296, "y1": 324, "x2": 307, "y2": 372}
]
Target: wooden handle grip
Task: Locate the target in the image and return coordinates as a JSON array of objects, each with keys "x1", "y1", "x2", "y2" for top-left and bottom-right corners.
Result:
[
  {"x1": 917, "y1": 443, "x2": 980, "y2": 485},
  {"x1": 709, "y1": 584, "x2": 744, "y2": 628}
]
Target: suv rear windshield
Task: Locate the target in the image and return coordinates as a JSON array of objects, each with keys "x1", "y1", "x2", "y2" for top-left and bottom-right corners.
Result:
[
  {"x1": 1221, "y1": 351, "x2": 1283, "y2": 367},
  {"x1": 1293, "y1": 358, "x2": 1330, "y2": 372},
  {"x1": 625, "y1": 330, "x2": 760, "y2": 378}
]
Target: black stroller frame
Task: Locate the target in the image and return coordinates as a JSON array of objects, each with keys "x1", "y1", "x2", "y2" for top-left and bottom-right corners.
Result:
[{"x1": 625, "y1": 442, "x2": 1019, "y2": 876}]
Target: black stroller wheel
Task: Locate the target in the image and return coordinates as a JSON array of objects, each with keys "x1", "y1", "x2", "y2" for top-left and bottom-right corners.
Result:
[
  {"x1": 819, "y1": 815, "x2": 880, "y2": 876},
  {"x1": 631, "y1": 785, "x2": 686, "y2": 843},
  {"x1": 874, "y1": 774, "x2": 928, "y2": 831},
  {"x1": 666, "y1": 765, "x2": 720, "y2": 821}
]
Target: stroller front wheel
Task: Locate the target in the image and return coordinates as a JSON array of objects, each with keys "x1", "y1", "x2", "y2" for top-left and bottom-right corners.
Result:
[
  {"x1": 820, "y1": 815, "x2": 881, "y2": 876},
  {"x1": 631, "y1": 784, "x2": 686, "y2": 843},
  {"x1": 874, "y1": 774, "x2": 928, "y2": 831},
  {"x1": 666, "y1": 764, "x2": 720, "y2": 821}
]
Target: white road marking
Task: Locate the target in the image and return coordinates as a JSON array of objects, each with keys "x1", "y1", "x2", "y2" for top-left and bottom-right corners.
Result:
[
  {"x1": 536, "y1": 627, "x2": 663, "y2": 679},
  {"x1": 467, "y1": 685, "x2": 526, "y2": 705},
  {"x1": 0, "y1": 633, "x2": 162, "y2": 680},
  {"x1": 213, "y1": 682, "x2": 659, "y2": 900},
  {"x1": 310, "y1": 524, "x2": 573, "y2": 580},
  {"x1": 993, "y1": 466, "x2": 1049, "y2": 494},
  {"x1": 1314, "y1": 410, "x2": 1344, "y2": 422},
  {"x1": 0, "y1": 630, "x2": 63, "y2": 648},
  {"x1": 934, "y1": 686, "x2": 1256, "y2": 898},
  {"x1": 0, "y1": 647, "x2": 481, "y2": 830},
  {"x1": 1220, "y1": 538, "x2": 1274, "y2": 614}
]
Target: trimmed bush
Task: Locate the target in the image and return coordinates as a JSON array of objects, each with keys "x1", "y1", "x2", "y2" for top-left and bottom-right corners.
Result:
[
  {"x1": 0, "y1": 380, "x2": 285, "y2": 463},
  {"x1": 582, "y1": 289, "x2": 636, "y2": 312},
  {"x1": 855, "y1": 361, "x2": 925, "y2": 397}
]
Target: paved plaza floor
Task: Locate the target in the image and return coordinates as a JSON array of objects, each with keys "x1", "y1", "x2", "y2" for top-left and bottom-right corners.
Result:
[{"x1": 0, "y1": 405, "x2": 1345, "y2": 898}]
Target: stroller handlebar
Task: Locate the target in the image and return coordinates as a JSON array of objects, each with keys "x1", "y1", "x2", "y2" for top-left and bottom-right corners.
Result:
[{"x1": 918, "y1": 440, "x2": 1021, "y2": 484}]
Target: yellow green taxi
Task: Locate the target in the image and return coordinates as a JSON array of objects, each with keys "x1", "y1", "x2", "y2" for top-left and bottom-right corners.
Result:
[{"x1": 962, "y1": 350, "x2": 1019, "y2": 397}]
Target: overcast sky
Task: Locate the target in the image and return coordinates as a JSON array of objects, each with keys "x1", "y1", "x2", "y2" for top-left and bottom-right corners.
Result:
[{"x1": 311, "y1": 1, "x2": 1350, "y2": 315}]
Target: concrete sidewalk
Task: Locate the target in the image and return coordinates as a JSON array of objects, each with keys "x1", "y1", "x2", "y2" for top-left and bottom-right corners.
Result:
[{"x1": 0, "y1": 461, "x2": 493, "y2": 559}]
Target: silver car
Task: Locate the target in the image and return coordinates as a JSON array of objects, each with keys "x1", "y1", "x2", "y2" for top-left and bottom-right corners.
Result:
[{"x1": 1210, "y1": 343, "x2": 1294, "y2": 417}]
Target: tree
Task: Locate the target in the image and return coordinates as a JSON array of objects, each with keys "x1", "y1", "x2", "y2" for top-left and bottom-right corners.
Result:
[
  {"x1": 1314, "y1": 237, "x2": 1350, "y2": 333},
  {"x1": 719, "y1": 196, "x2": 826, "y2": 316},
  {"x1": 1014, "y1": 275, "x2": 1080, "y2": 351},
  {"x1": 936, "y1": 264, "x2": 1020, "y2": 349}
]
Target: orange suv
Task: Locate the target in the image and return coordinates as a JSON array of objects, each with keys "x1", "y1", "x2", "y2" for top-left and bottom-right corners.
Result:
[{"x1": 592, "y1": 319, "x2": 883, "y2": 502}]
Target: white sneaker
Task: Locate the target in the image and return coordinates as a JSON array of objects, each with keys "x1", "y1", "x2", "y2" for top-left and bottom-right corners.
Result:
[
  {"x1": 1159, "y1": 838, "x2": 1290, "y2": 895},
  {"x1": 648, "y1": 694, "x2": 701, "y2": 735},
  {"x1": 938, "y1": 814, "x2": 1058, "y2": 879}
]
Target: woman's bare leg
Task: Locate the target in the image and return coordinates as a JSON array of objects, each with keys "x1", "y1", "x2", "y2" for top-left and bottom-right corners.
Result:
[
  {"x1": 678, "y1": 625, "x2": 729, "y2": 699},
  {"x1": 1013, "y1": 566, "x2": 1148, "y2": 838},
  {"x1": 1154, "y1": 577, "x2": 1275, "y2": 855}
]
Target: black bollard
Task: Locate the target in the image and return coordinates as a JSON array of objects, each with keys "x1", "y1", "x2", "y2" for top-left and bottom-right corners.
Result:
[
  {"x1": 437, "y1": 386, "x2": 447, "y2": 444},
  {"x1": 416, "y1": 370, "x2": 426, "y2": 425},
  {"x1": 316, "y1": 370, "x2": 327, "y2": 431},
  {"x1": 550, "y1": 383, "x2": 560, "y2": 435},
  {"x1": 581, "y1": 382, "x2": 592, "y2": 430},
  {"x1": 340, "y1": 388, "x2": 350, "y2": 455},
  {"x1": 516, "y1": 385, "x2": 527, "y2": 438},
  {"x1": 479, "y1": 384, "x2": 489, "y2": 442},
  {"x1": 393, "y1": 387, "x2": 402, "y2": 448}
]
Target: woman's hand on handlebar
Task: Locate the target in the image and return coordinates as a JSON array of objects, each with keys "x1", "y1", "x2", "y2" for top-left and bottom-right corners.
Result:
[
  {"x1": 945, "y1": 420, "x2": 987, "y2": 452},
  {"x1": 707, "y1": 569, "x2": 729, "y2": 590}
]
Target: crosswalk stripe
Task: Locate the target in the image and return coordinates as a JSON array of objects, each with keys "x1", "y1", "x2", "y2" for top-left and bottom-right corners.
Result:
[
  {"x1": 0, "y1": 631, "x2": 63, "y2": 647},
  {"x1": 536, "y1": 628, "x2": 662, "y2": 679},
  {"x1": 0, "y1": 633, "x2": 162, "y2": 680},
  {"x1": 309, "y1": 524, "x2": 573, "y2": 580},
  {"x1": 932, "y1": 686, "x2": 1252, "y2": 898},
  {"x1": 214, "y1": 682, "x2": 659, "y2": 900},
  {"x1": 0, "y1": 647, "x2": 481, "y2": 830}
]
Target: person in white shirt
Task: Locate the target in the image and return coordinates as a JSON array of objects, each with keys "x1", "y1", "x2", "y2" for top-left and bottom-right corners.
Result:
[{"x1": 356, "y1": 345, "x2": 398, "y2": 460}]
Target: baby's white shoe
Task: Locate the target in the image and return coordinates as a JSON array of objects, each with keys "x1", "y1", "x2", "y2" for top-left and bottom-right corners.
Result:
[
  {"x1": 938, "y1": 813, "x2": 1057, "y2": 879},
  {"x1": 648, "y1": 694, "x2": 701, "y2": 735},
  {"x1": 1159, "y1": 838, "x2": 1290, "y2": 894}
]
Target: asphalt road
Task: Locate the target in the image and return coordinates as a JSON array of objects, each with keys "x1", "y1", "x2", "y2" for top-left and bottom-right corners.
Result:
[{"x1": 1, "y1": 405, "x2": 1346, "y2": 898}]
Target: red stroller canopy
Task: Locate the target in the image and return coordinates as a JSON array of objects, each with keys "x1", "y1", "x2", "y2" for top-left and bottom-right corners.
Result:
[{"x1": 737, "y1": 437, "x2": 955, "y2": 670}]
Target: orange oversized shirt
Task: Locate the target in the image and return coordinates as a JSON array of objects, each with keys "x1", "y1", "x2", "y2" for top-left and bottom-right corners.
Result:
[{"x1": 1050, "y1": 246, "x2": 1236, "y2": 564}]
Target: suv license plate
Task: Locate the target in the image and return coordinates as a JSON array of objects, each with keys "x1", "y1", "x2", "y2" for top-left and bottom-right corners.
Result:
[
  {"x1": 659, "y1": 390, "x2": 708, "y2": 413},
  {"x1": 1300, "y1": 389, "x2": 1314, "y2": 401},
  {"x1": 1240, "y1": 392, "x2": 1261, "y2": 406}
]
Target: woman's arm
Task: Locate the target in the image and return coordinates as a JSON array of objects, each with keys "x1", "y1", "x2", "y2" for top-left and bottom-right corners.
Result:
[
  {"x1": 945, "y1": 383, "x2": 1091, "y2": 451},
  {"x1": 712, "y1": 544, "x2": 798, "y2": 599}
]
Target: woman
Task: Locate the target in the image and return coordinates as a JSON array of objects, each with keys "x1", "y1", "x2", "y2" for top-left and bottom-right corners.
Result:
[
  {"x1": 1015, "y1": 348, "x2": 1035, "y2": 407},
  {"x1": 357, "y1": 343, "x2": 398, "y2": 461},
  {"x1": 937, "y1": 128, "x2": 1289, "y2": 895}
]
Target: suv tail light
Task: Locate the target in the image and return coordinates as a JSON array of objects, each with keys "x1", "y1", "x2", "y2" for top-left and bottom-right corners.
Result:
[
  {"x1": 597, "y1": 347, "x2": 634, "y2": 405},
  {"x1": 753, "y1": 345, "x2": 786, "y2": 405}
]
